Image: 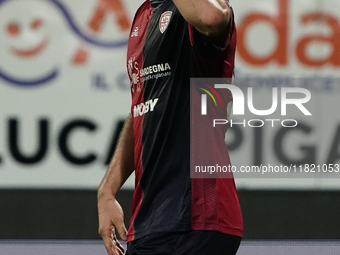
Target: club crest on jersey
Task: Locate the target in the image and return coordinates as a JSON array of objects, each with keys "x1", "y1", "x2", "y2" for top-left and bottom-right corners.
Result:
[{"x1": 159, "y1": 11, "x2": 172, "y2": 34}]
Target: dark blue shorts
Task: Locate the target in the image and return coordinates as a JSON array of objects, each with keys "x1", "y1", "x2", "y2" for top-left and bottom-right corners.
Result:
[{"x1": 126, "y1": 230, "x2": 241, "y2": 255}]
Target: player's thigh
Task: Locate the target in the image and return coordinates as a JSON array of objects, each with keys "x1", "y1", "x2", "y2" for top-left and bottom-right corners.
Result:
[{"x1": 174, "y1": 230, "x2": 241, "y2": 255}]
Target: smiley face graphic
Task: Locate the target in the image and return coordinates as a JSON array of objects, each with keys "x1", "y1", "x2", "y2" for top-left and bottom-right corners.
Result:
[
  {"x1": 0, "y1": 0, "x2": 59, "y2": 87},
  {"x1": 7, "y1": 18, "x2": 50, "y2": 58},
  {"x1": 0, "y1": 0, "x2": 129, "y2": 87}
]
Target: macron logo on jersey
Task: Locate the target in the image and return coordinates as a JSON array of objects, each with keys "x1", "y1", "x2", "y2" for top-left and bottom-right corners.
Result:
[
  {"x1": 133, "y1": 98, "x2": 159, "y2": 118},
  {"x1": 131, "y1": 27, "x2": 139, "y2": 37}
]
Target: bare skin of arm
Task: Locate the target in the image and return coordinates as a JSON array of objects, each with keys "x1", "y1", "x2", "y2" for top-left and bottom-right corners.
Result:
[
  {"x1": 98, "y1": 114, "x2": 134, "y2": 255},
  {"x1": 172, "y1": 0, "x2": 231, "y2": 42}
]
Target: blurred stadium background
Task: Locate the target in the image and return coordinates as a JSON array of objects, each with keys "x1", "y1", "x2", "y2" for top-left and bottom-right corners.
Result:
[{"x1": 0, "y1": 0, "x2": 340, "y2": 254}]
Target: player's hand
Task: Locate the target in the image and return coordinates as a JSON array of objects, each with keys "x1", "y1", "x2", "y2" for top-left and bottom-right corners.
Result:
[{"x1": 98, "y1": 196, "x2": 127, "y2": 255}]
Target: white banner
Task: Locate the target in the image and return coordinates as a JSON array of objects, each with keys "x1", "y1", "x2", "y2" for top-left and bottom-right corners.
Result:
[
  {"x1": 0, "y1": 0, "x2": 140, "y2": 188},
  {"x1": 232, "y1": 0, "x2": 340, "y2": 75},
  {"x1": 0, "y1": 0, "x2": 339, "y2": 189},
  {"x1": 231, "y1": 0, "x2": 340, "y2": 189}
]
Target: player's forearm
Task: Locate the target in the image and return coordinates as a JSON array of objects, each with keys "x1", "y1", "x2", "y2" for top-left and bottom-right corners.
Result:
[
  {"x1": 172, "y1": 0, "x2": 231, "y2": 37},
  {"x1": 98, "y1": 114, "x2": 134, "y2": 199}
]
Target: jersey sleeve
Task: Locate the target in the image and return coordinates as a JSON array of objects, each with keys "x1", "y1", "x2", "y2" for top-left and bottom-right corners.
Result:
[{"x1": 188, "y1": 3, "x2": 235, "y2": 55}]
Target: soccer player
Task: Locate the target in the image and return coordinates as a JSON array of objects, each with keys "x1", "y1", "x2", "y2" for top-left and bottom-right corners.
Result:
[{"x1": 97, "y1": 0, "x2": 243, "y2": 254}]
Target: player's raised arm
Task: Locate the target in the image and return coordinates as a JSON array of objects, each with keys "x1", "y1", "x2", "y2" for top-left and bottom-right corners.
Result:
[
  {"x1": 98, "y1": 114, "x2": 135, "y2": 255},
  {"x1": 172, "y1": 0, "x2": 231, "y2": 38}
]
